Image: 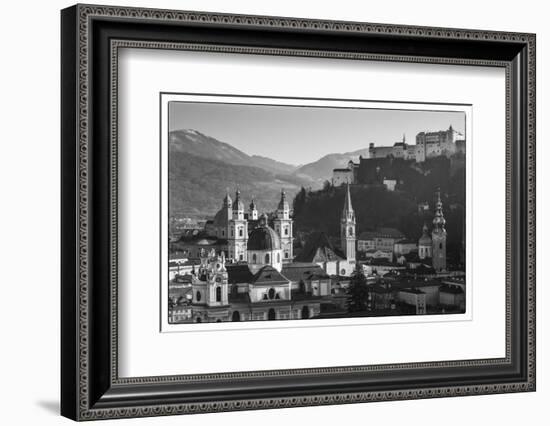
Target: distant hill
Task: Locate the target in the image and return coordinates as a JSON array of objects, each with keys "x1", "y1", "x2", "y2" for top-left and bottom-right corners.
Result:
[
  {"x1": 292, "y1": 148, "x2": 371, "y2": 187},
  {"x1": 169, "y1": 129, "x2": 297, "y2": 175},
  {"x1": 169, "y1": 151, "x2": 305, "y2": 218},
  {"x1": 250, "y1": 155, "x2": 297, "y2": 175}
]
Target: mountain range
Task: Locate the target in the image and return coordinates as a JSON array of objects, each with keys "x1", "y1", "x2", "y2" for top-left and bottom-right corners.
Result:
[{"x1": 168, "y1": 129, "x2": 369, "y2": 218}]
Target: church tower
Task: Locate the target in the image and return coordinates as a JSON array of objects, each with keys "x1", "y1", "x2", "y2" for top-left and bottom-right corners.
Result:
[
  {"x1": 418, "y1": 223, "x2": 432, "y2": 259},
  {"x1": 249, "y1": 199, "x2": 258, "y2": 220},
  {"x1": 431, "y1": 189, "x2": 447, "y2": 272},
  {"x1": 228, "y1": 189, "x2": 248, "y2": 262},
  {"x1": 340, "y1": 184, "x2": 356, "y2": 262},
  {"x1": 205, "y1": 249, "x2": 229, "y2": 307},
  {"x1": 273, "y1": 189, "x2": 293, "y2": 262},
  {"x1": 220, "y1": 191, "x2": 232, "y2": 239}
]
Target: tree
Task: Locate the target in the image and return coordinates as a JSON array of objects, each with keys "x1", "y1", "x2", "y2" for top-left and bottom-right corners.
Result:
[
  {"x1": 347, "y1": 264, "x2": 370, "y2": 313},
  {"x1": 292, "y1": 186, "x2": 308, "y2": 218}
]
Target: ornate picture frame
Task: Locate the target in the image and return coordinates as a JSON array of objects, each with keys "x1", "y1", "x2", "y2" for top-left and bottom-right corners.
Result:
[{"x1": 61, "y1": 4, "x2": 535, "y2": 421}]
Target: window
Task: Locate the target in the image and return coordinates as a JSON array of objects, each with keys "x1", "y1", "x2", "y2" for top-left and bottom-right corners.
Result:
[
  {"x1": 439, "y1": 243, "x2": 443, "y2": 249},
  {"x1": 239, "y1": 228, "x2": 243, "y2": 237},
  {"x1": 265, "y1": 253, "x2": 270, "y2": 263},
  {"x1": 252, "y1": 253, "x2": 257, "y2": 263},
  {"x1": 239, "y1": 254, "x2": 244, "y2": 261},
  {"x1": 277, "y1": 253, "x2": 280, "y2": 263},
  {"x1": 268, "y1": 288, "x2": 276, "y2": 299},
  {"x1": 216, "y1": 286, "x2": 222, "y2": 302},
  {"x1": 195, "y1": 291, "x2": 201, "y2": 302},
  {"x1": 284, "y1": 228, "x2": 288, "y2": 235},
  {"x1": 285, "y1": 252, "x2": 289, "y2": 259}
]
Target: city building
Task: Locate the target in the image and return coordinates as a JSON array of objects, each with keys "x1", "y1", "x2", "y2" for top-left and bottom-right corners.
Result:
[
  {"x1": 331, "y1": 126, "x2": 466, "y2": 186},
  {"x1": 357, "y1": 228, "x2": 405, "y2": 255},
  {"x1": 169, "y1": 183, "x2": 454, "y2": 323},
  {"x1": 169, "y1": 186, "x2": 359, "y2": 323}
]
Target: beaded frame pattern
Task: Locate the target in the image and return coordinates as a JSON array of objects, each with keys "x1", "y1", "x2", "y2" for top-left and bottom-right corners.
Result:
[{"x1": 74, "y1": 4, "x2": 536, "y2": 420}]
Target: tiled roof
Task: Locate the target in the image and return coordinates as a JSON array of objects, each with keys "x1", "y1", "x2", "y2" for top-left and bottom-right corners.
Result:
[
  {"x1": 281, "y1": 262, "x2": 329, "y2": 282},
  {"x1": 226, "y1": 264, "x2": 254, "y2": 284},
  {"x1": 251, "y1": 265, "x2": 290, "y2": 286}
]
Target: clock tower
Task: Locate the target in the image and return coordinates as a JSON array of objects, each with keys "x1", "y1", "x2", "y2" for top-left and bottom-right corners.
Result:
[
  {"x1": 431, "y1": 189, "x2": 447, "y2": 272},
  {"x1": 340, "y1": 184, "x2": 356, "y2": 262}
]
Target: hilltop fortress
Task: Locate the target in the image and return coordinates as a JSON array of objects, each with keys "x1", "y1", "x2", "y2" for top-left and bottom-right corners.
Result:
[{"x1": 332, "y1": 126, "x2": 465, "y2": 186}]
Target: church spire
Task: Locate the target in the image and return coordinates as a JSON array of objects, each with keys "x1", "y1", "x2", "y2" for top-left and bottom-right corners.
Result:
[
  {"x1": 432, "y1": 188, "x2": 446, "y2": 231},
  {"x1": 233, "y1": 188, "x2": 244, "y2": 212},
  {"x1": 223, "y1": 189, "x2": 232, "y2": 208},
  {"x1": 278, "y1": 188, "x2": 289, "y2": 211},
  {"x1": 342, "y1": 183, "x2": 354, "y2": 218},
  {"x1": 340, "y1": 183, "x2": 356, "y2": 262},
  {"x1": 431, "y1": 188, "x2": 447, "y2": 272}
]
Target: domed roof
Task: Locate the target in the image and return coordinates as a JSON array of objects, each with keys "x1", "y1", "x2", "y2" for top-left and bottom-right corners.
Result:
[
  {"x1": 277, "y1": 189, "x2": 289, "y2": 211},
  {"x1": 213, "y1": 207, "x2": 229, "y2": 227},
  {"x1": 223, "y1": 192, "x2": 232, "y2": 208},
  {"x1": 232, "y1": 189, "x2": 244, "y2": 212},
  {"x1": 247, "y1": 215, "x2": 281, "y2": 251}
]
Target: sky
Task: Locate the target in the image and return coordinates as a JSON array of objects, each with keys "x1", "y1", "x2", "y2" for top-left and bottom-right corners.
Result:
[{"x1": 169, "y1": 101, "x2": 466, "y2": 166}]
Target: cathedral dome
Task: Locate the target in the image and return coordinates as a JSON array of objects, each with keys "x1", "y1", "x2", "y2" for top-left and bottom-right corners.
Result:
[
  {"x1": 247, "y1": 215, "x2": 281, "y2": 251},
  {"x1": 213, "y1": 207, "x2": 229, "y2": 228}
]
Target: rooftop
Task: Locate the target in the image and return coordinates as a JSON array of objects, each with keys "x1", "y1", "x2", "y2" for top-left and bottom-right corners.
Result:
[
  {"x1": 251, "y1": 265, "x2": 290, "y2": 286},
  {"x1": 294, "y1": 232, "x2": 346, "y2": 263},
  {"x1": 281, "y1": 262, "x2": 329, "y2": 282},
  {"x1": 358, "y1": 227, "x2": 405, "y2": 240}
]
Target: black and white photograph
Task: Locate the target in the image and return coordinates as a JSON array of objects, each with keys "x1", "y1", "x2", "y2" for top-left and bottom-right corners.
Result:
[
  {"x1": 55, "y1": 2, "x2": 536, "y2": 422},
  {"x1": 166, "y1": 97, "x2": 468, "y2": 325}
]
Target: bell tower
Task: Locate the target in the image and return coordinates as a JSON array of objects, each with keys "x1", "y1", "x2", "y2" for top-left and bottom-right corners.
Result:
[
  {"x1": 205, "y1": 250, "x2": 229, "y2": 307},
  {"x1": 228, "y1": 189, "x2": 248, "y2": 262},
  {"x1": 340, "y1": 184, "x2": 356, "y2": 262},
  {"x1": 249, "y1": 199, "x2": 258, "y2": 220},
  {"x1": 431, "y1": 189, "x2": 447, "y2": 272},
  {"x1": 273, "y1": 189, "x2": 293, "y2": 262}
]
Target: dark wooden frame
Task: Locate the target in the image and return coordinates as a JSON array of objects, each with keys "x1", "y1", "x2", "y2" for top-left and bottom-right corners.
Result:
[{"x1": 61, "y1": 4, "x2": 536, "y2": 421}]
